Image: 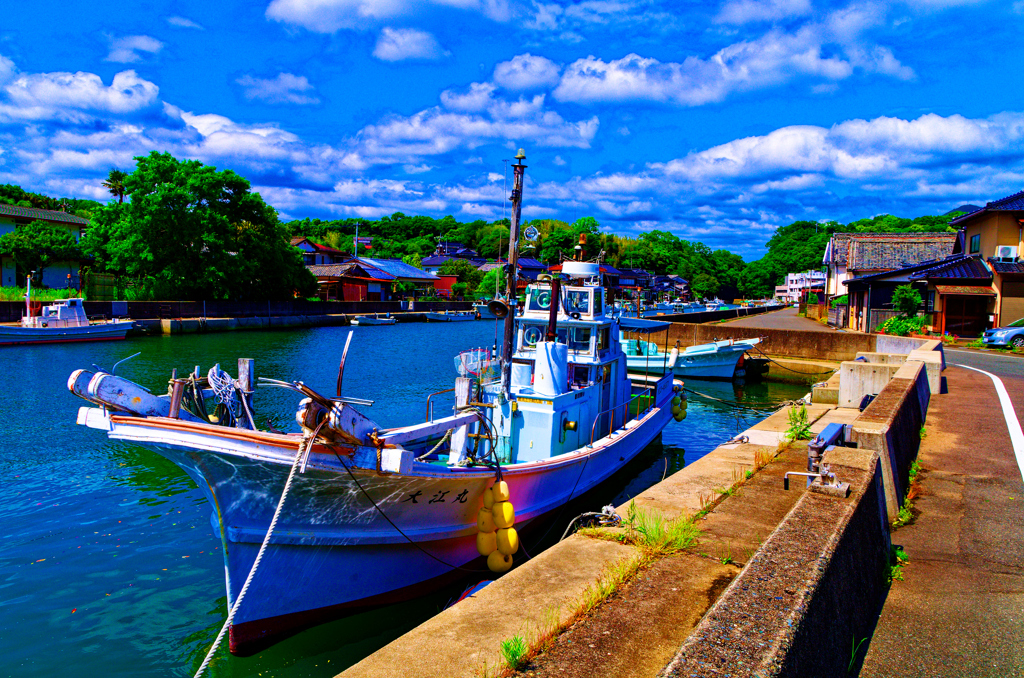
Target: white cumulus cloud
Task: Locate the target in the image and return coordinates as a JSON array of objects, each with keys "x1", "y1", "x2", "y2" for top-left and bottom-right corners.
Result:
[
  {"x1": 237, "y1": 73, "x2": 320, "y2": 105},
  {"x1": 266, "y1": 0, "x2": 509, "y2": 33},
  {"x1": 373, "y1": 27, "x2": 446, "y2": 61},
  {"x1": 1, "y1": 70, "x2": 160, "y2": 121},
  {"x1": 715, "y1": 0, "x2": 812, "y2": 24},
  {"x1": 167, "y1": 15, "x2": 204, "y2": 29},
  {"x1": 494, "y1": 54, "x2": 561, "y2": 90},
  {"x1": 105, "y1": 35, "x2": 163, "y2": 63}
]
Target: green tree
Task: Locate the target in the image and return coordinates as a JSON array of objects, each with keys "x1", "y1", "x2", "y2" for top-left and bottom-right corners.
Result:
[
  {"x1": 475, "y1": 266, "x2": 506, "y2": 298},
  {"x1": 82, "y1": 151, "x2": 315, "y2": 300},
  {"x1": 0, "y1": 219, "x2": 81, "y2": 281},
  {"x1": 892, "y1": 285, "x2": 922, "y2": 317},
  {"x1": 438, "y1": 258, "x2": 484, "y2": 291},
  {"x1": 690, "y1": 272, "x2": 720, "y2": 299},
  {"x1": 402, "y1": 253, "x2": 423, "y2": 269},
  {"x1": 102, "y1": 169, "x2": 128, "y2": 204}
]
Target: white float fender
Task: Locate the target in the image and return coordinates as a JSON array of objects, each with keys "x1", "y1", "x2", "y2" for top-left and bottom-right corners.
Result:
[{"x1": 668, "y1": 345, "x2": 680, "y2": 367}]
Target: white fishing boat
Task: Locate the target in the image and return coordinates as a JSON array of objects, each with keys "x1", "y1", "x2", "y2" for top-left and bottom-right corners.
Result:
[
  {"x1": 473, "y1": 302, "x2": 498, "y2": 319},
  {"x1": 621, "y1": 336, "x2": 762, "y2": 379},
  {"x1": 425, "y1": 310, "x2": 475, "y2": 322},
  {"x1": 66, "y1": 152, "x2": 684, "y2": 657},
  {"x1": 351, "y1": 313, "x2": 396, "y2": 325},
  {"x1": 0, "y1": 296, "x2": 134, "y2": 346}
]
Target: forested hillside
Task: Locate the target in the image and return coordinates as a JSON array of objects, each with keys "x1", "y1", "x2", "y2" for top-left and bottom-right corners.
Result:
[
  {"x1": 284, "y1": 211, "x2": 960, "y2": 299},
  {"x1": 0, "y1": 165, "x2": 962, "y2": 300}
]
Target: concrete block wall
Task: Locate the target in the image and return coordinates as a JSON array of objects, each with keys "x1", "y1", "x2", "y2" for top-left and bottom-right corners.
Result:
[
  {"x1": 849, "y1": 360, "x2": 930, "y2": 522},
  {"x1": 660, "y1": 449, "x2": 890, "y2": 678},
  {"x1": 838, "y1": 362, "x2": 902, "y2": 409}
]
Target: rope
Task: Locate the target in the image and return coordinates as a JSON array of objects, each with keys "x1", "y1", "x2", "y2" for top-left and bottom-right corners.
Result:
[
  {"x1": 752, "y1": 345, "x2": 837, "y2": 375},
  {"x1": 416, "y1": 429, "x2": 452, "y2": 461},
  {"x1": 558, "y1": 505, "x2": 622, "y2": 542},
  {"x1": 192, "y1": 420, "x2": 323, "y2": 678}
]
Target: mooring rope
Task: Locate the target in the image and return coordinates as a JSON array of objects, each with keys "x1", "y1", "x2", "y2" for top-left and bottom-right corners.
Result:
[{"x1": 192, "y1": 420, "x2": 323, "y2": 678}]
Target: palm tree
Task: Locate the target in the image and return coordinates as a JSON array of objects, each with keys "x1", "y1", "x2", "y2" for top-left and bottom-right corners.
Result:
[{"x1": 102, "y1": 169, "x2": 128, "y2": 203}]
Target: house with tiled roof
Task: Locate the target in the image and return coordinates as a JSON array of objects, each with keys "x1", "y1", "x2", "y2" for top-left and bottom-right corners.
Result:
[
  {"x1": 823, "y1": 232, "x2": 957, "y2": 301},
  {"x1": 942, "y1": 189, "x2": 1024, "y2": 330},
  {"x1": 307, "y1": 261, "x2": 396, "y2": 301},
  {"x1": 291, "y1": 237, "x2": 348, "y2": 266},
  {"x1": 0, "y1": 204, "x2": 90, "y2": 289}
]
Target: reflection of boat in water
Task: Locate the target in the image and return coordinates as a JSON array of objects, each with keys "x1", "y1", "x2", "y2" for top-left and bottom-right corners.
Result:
[
  {"x1": 351, "y1": 313, "x2": 396, "y2": 325},
  {"x1": 425, "y1": 311, "x2": 475, "y2": 322},
  {"x1": 620, "y1": 337, "x2": 762, "y2": 379},
  {"x1": 0, "y1": 297, "x2": 134, "y2": 346},
  {"x1": 67, "y1": 154, "x2": 682, "y2": 656}
]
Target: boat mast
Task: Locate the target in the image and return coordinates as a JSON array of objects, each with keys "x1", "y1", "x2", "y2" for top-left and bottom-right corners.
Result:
[{"x1": 500, "y1": 148, "x2": 527, "y2": 399}]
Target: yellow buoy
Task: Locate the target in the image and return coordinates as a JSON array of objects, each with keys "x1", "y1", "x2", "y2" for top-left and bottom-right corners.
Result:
[
  {"x1": 671, "y1": 396, "x2": 681, "y2": 407},
  {"x1": 487, "y1": 550, "x2": 513, "y2": 573},
  {"x1": 482, "y1": 487, "x2": 495, "y2": 509},
  {"x1": 492, "y1": 480, "x2": 510, "y2": 503},
  {"x1": 477, "y1": 507, "x2": 495, "y2": 533},
  {"x1": 492, "y1": 501, "x2": 515, "y2": 529},
  {"x1": 674, "y1": 409, "x2": 687, "y2": 422},
  {"x1": 496, "y1": 527, "x2": 519, "y2": 556},
  {"x1": 477, "y1": 530, "x2": 497, "y2": 556}
]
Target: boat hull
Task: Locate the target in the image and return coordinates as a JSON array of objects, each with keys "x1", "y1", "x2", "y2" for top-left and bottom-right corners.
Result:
[
  {"x1": 424, "y1": 312, "x2": 474, "y2": 322},
  {"x1": 109, "y1": 400, "x2": 671, "y2": 653},
  {"x1": 0, "y1": 321, "x2": 132, "y2": 345},
  {"x1": 624, "y1": 348, "x2": 749, "y2": 379}
]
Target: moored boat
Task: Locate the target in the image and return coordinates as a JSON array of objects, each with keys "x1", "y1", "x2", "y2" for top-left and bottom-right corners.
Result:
[
  {"x1": 425, "y1": 310, "x2": 475, "y2": 322},
  {"x1": 67, "y1": 152, "x2": 682, "y2": 656},
  {"x1": 621, "y1": 336, "x2": 762, "y2": 379},
  {"x1": 351, "y1": 313, "x2": 396, "y2": 325},
  {"x1": 0, "y1": 297, "x2": 134, "y2": 346}
]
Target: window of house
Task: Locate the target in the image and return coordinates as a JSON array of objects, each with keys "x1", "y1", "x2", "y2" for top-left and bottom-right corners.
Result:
[{"x1": 970, "y1": 234, "x2": 981, "y2": 254}]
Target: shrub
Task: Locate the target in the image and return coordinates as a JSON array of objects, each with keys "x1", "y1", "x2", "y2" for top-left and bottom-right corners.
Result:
[
  {"x1": 892, "y1": 284, "x2": 922, "y2": 317},
  {"x1": 830, "y1": 294, "x2": 848, "y2": 308},
  {"x1": 878, "y1": 315, "x2": 928, "y2": 336}
]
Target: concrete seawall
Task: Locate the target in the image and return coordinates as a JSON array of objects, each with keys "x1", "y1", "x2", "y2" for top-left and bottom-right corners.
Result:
[
  {"x1": 338, "y1": 331, "x2": 938, "y2": 677},
  {"x1": 660, "y1": 448, "x2": 889, "y2": 678}
]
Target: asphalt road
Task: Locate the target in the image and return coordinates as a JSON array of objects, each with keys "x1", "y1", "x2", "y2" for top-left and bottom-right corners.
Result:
[
  {"x1": 860, "y1": 347, "x2": 1024, "y2": 678},
  {"x1": 725, "y1": 306, "x2": 832, "y2": 332}
]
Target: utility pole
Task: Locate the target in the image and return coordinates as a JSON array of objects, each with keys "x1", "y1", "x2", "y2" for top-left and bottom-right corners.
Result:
[{"x1": 500, "y1": 149, "x2": 527, "y2": 399}]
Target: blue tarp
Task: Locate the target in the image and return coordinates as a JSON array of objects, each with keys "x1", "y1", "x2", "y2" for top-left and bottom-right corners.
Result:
[{"x1": 618, "y1": 317, "x2": 671, "y2": 333}]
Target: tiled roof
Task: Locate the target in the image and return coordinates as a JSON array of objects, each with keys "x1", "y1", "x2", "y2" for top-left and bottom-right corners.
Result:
[
  {"x1": 291, "y1": 236, "x2": 346, "y2": 254},
  {"x1": 0, "y1": 203, "x2": 89, "y2": 225},
  {"x1": 357, "y1": 257, "x2": 439, "y2": 281},
  {"x1": 477, "y1": 262, "x2": 503, "y2": 272},
  {"x1": 517, "y1": 257, "x2": 546, "y2": 269},
  {"x1": 307, "y1": 263, "x2": 396, "y2": 280},
  {"x1": 847, "y1": 234, "x2": 956, "y2": 271},
  {"x1": 826, "y1": 233, "x2": 852, "y2": 265},
  {"x1": 910, "y1": 256, "x2": 991, "y2": 281},
  {"x1": 989, "y1": 260, "x2": 1024, "y2": 274},
  {"x1": 421, "y1": 255, "x2": 453, "y2": 266},
  {"x1": 950, "y1": 189, "x2": 1024, "y2": 225}
]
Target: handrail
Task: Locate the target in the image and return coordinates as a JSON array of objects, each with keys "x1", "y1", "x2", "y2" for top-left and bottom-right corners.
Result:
[
  {"x1": 425, "y1": 388, "x2": 456, "y2": 422},
  {"x1": 589, "y1": 386, "x2": 655, "y2": 446}
]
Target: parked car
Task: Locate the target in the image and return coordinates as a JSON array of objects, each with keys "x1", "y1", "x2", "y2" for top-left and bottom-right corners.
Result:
[{"x1": 983, "y1": 317, "x2": 1024, "y2": 348}]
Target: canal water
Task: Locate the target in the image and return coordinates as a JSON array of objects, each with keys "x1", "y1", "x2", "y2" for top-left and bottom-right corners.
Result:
[{"x1": 0, "y1": 322, "x2": 806, "y2": 677}]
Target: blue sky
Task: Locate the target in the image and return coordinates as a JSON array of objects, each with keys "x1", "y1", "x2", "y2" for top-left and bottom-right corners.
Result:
[{"x1": 1, "y1": 0, "x2": 1024, "y2": 259}]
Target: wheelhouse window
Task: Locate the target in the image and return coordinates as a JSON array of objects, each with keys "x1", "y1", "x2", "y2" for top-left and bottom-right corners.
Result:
[
  {"x1": 970, "y1": 234, "x2": 981, "y2": 254},
  {"x1": 527, "y1": 287, "x2": 553, "y2": 312},
  {"x1": 566, "y1": 290, "x2": 590, "y2": 315},
  {"x1": 519, "y1": 323, "x2": 592, "y2": 353}
]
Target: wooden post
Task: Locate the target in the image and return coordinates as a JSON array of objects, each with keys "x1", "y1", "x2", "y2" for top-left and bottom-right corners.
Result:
[
  {"x1": 448, "y1": 377, "x2": 472, "y2": 465},
  {"x1": 237, "y1": 358, "x2": 255, "y2": 429}
]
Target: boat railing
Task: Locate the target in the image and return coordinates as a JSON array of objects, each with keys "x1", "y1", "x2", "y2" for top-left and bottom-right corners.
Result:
[
  {"x1": 425, "y1": 387, "x2": 456, "y2": 422},
  {"x1": 588, "y1": 386, "x2": 655, "y2": 446}
]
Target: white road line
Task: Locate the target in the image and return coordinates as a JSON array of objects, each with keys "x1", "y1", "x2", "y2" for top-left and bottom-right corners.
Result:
[{"x1": 953, "y1": 363, "x2": 1024, "y2": 481}]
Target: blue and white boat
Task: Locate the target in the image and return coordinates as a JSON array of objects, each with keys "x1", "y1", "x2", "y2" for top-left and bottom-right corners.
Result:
[
  {"x1": 0, "y1": 297, "x2": 134, "y2": 346},
  {"x1": 351, "y1": 313, "x2": 396, "y2": 325},
  {"x1": 621, "y1": 336, "x2": 761, "y2": 379},
  {"x1": 66, "y1": 156, "x2": 682, "y2": 656},
  {"x1": 425, "y1": 310, "x2": 475, "y2": 322}
]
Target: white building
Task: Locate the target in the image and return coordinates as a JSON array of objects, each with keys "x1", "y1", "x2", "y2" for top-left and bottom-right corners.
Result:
[{"x1": 777, "y1": 270, "x2": 826, "y2": 302}]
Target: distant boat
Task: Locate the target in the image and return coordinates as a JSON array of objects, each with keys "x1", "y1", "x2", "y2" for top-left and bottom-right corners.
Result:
[
  {"x1": 351, "y1": 314, "x2": 396, "y2": 325},
  {"x1": 473, "y1": 303, "x2": 497, "y2": 319},
  {"x1": 425, "y1": 311, "x2": 475, "y2": 322},
  {"x1": 0, "y1": 298, "x2": 133, "y2": 346},
  {"x1": 621, "y1": 337, "x2": 761, "y2": 379}
]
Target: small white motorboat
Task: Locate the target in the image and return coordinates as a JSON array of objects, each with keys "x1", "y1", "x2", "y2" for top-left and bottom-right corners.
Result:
[
  {"x1": 351, "y1": 313, "x2": 396, "y2": 325},
  {"x1": 0, "y1": 297, "x2": 134, "y2": 346},
  {"x1": 621, "y1": 337, "x2": 761, "y2": 379},
  {"x1": 425, "y1": 311, "x2": 475, "y2": 322}
]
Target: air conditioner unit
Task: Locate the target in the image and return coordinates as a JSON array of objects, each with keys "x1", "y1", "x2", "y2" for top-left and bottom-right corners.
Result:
[{"x1": 994, "y1": 245, "x2": 1018, "y2": 261}]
